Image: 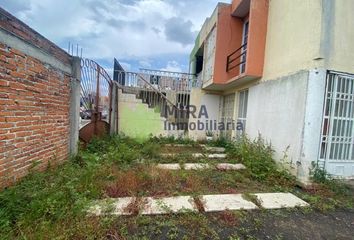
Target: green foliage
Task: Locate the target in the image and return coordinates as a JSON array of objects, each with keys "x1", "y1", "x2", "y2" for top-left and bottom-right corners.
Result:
[
  {"x1": 141, "y1": 142, "x2": 160, "y2": 159},
  {"x1": 206, "y1": 136, "x2": 230, "y2": 148},
  {"x1": 1, "y1": 133, "x2": 353, "y2": 238},
  {"x1": 310, "y1": 164, "x2": 352, "y2": 197},
  {"x1": 0, "y1": 158, "x2": 103, "y2": 238},
  {"x1": 0, "y1": 134, "x2": 152, "y2": 238},
  {"x1": 227, "y1": 136, "x2": 295, "y2": 186},
  {"x1": 149, "y1": 135, "x2": 195, "y2": 145},
  {"x1": 311, "y1": 164, "x2": 331, "y2": 184}
]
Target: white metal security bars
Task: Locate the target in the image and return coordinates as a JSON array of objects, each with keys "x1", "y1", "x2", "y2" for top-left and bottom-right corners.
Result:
[{"x1": 318, "y1": 71, "x2": 354, "y2": 176}]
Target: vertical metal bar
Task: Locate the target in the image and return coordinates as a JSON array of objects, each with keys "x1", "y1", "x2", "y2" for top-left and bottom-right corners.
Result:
[
  {"x1": 108, "y1": 83, "x2": 112, "y2": 127},
  {"x1": 342, "y1": 77, "x2": 349, "y2": 160},
  {"x1": 348, "y1": 76, "x2": 354, "y2": 160},
  {"x1": 325, "y1": 74, "x2": 337, "y2": 168}
]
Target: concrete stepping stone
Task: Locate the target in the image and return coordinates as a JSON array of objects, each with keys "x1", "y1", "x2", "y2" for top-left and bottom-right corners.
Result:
[
  {"x1": 164, "y1": 144, "x2": 190, "y2": 147},
  {"x1": 141, "y1": 196, "x2": 197, "y2": 215},
  {"x1": 254, "y1": 193, "x2": 309, "y2": 209},
  {"x1": 192, "y1": 153, "x2": 227, "y2": 159},
  {"x1": 192, "y1": 153, "x2": 204, "y2": 158},
  {"x1": 156, "y1": 163, "x2": 181, "y2": 170},
  {"x1": 88, "y1": 197, "x2": 135, "y2": 216},
  {"x1": 207, "y1": 153, "x2": 227, "y2": 159},
  {"x1": 184, "y1": 163, "x2": 210, "y2": 170},
  {"x1": 161, "y1": 153, "x2": 227, "y2": 159},
  {"x1": 216, "y1": 163, "x2": 246, "y2": 170},
  {"x1": 200, "y1": 194, "x2": 258, "y2": 212},
  {"x1": 202, "y1": 146, "x2": 226, "y2": 153}
]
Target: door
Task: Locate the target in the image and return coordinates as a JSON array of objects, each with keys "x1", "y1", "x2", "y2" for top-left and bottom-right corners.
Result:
[{"x1": 319, "y1": 71, "x2": 354, "y2": 178}]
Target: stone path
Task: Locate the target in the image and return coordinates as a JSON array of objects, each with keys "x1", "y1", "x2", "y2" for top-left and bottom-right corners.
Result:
[
  {"x1": 88, "y1": 193, "x2": 309, "y2": 216},
  {"x1": 255, "y1": 193, "x2": 309, "y2": 209},
  {"x1": 88, "y1": 145, "x2": 309, "y2": 217},
  {"x1": 156, "y1": 163, "x2": 246, "y2": 171},
  {"x1": 160, "y1": 153, "x2": 227, "y2": 159}
]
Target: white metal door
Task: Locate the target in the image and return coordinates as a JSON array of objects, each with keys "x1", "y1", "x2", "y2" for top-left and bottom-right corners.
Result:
[{"x1": 319, "y1": 71, "x2": 354, "y2": 178}]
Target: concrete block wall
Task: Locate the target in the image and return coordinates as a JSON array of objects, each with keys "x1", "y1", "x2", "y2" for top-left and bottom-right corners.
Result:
[{"x1": 0, "y1": 8, "x2": 78, "y2": 188}]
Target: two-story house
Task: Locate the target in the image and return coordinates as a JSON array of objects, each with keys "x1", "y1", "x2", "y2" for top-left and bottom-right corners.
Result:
[{"x1": 189, "y1": 0, "x2": 354, "y2": 182}]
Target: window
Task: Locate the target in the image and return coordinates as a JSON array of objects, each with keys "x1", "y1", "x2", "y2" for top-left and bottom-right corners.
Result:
[
  {"x1": 204, "y1": 26, "x2": 217, "y2": 82},
  {"x1": 240, "y1": 20, "x2": 249, "y2": 74},
  {"x1": 221, "y1": 94, "x2": 236, "y2": 140},
  {"x1": 237, "y1": 89, "x2": 248, "y2": 135}
]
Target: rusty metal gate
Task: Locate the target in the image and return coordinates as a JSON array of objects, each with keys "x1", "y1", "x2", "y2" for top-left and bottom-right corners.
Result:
[{"x1": 79, "y1": 58, "x2": 115, "y2": 143}]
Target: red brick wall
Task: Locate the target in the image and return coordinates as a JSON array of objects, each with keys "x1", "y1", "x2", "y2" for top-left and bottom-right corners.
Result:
[{"x1": 0, "y1": 8, "x2": 73, "y2": 188}]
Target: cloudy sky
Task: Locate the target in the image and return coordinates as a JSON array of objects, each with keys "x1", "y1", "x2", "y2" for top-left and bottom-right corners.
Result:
[{"x1": 1, "y1": 0, "x2": 223, "y2": 73}]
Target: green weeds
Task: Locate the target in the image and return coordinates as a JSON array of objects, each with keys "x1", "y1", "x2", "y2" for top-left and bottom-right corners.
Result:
[{"x1": 1, "y1": 134, "x2": 354, "y2": 239}]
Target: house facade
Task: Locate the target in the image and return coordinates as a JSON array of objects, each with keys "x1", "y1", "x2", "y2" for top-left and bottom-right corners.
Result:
[{"x1": 189, "y1": 0, "x2": 354, "y2": 182}]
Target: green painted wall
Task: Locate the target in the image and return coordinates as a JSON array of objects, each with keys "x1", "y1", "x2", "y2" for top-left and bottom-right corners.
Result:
[{"x1": 119, "y1": 102, "x2": 164, "y2": 140}]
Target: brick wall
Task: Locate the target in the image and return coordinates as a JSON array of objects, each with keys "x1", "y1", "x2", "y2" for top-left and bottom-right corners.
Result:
[{"x1": 0, "y1": 8, "x2": 75, "y2": 188}]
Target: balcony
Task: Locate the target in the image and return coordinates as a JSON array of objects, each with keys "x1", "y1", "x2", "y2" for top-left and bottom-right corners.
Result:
[
  {"x1": 226, "y1": 42, "x2": 247, "y2": 73},
  {"x1": 190, "y1": 0, "x2": 268, "y2": 91}
]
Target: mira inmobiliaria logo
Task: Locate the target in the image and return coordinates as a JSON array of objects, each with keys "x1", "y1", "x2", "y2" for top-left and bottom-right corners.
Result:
[{"x1": 163, "y1": 105, "x2": 244, "y2": 132}]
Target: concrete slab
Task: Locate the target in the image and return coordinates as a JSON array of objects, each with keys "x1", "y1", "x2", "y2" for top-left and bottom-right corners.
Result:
[
  {"x1": 201, "y1": 194, "x2": 258, "y2": 212},
  {"x1": 216, "y1": 163, "x2": 246, "y2": 170},
  {"x1": 164, "y1": 144, "x2": 190, "y2": 147},
  {"x1": 141, "y1": 196, "x2": 197, "y2": 215},
  {"x1": 255, "y1": 193, "x2": 309, "y2": 209},
  {"x1": 192, "y1": 153, "x2": 204, "y2": 158},
  {"x1": 156, "y1": 163, "x2": 181, "y2": 170},
  {"x1": 203, "y1": 146, "x2": 226, "y2": 153},
  {"x1": 184, "y1": 163, "x2": 210, "y2": 170},
  {"x1": 191, "y1": 153, "x2": 226, "y2": 159},
  {"x1": 88, "y1": 197, "x2": 135, "y2": 216},
  {"x1": 208, "y1": 154, "x2": 227, "y2": 159}
]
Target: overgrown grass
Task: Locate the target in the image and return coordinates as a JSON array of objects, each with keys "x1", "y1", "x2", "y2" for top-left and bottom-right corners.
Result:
[
  {"x1": 0, "y1": 134, "x2": 160, "y2": 239},
  {"x1": 299, "y1": 165, "x2": 354, "y2": 211},
  {"x1": 227, "y1": 136, "x2": 296, "y2": 187},
  {"x1": 0, "y1": 134, "x2": 353, "y2": 239}
]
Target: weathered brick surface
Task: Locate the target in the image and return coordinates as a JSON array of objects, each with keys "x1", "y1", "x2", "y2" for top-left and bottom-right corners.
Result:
[{"x1": 0, "y1": 13, "x2": 73, "y2": 188}]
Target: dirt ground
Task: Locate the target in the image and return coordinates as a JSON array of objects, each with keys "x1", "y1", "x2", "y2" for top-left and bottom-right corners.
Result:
[
  {"x1": 223, "y1": 209, "x2": 354, "y2": 240},
  {"x1": 122, "y1": 209, "x2": 354, "y2": 240}
]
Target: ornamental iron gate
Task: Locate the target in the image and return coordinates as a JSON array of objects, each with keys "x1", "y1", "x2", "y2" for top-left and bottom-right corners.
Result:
[{"x1": 79, "y1": 58, "x2": 114, "y2": 143}]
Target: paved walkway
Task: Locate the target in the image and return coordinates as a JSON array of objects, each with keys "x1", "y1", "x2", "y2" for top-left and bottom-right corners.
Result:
[
  {"x1": 89, "y1": 193, "x2": 309, "y2": 216},
  {"x1": 156, "y1": 163, "x2": 246, "y2": 170}
]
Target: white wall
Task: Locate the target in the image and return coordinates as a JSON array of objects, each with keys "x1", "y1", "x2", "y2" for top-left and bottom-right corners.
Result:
[
  {"x1": 247, "y1": 71, "x2": 309, "y2": 175},
  {"x1": 246, "y1": 69, "x2": 328, "y2": 182},
  {"x1": 189, "y1": 88, "x2": 222, "y2": 140}
]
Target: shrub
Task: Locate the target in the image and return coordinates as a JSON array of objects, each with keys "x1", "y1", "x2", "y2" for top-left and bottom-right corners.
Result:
[
  {"x1": 228, "y1": 136, "x2": 295, "y2": 185},
  {"x1": 141, "y1": 142, "x2": 160, "y2": 159}
]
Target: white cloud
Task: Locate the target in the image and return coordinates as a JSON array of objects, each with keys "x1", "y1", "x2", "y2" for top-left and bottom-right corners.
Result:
[
  {"x1": 138, "y1": 60, "x2": 152, "y2": 69},
  {"x1": 160, "y1": 60, "x2": 182, "y2": 72},
  {"x1": 1, "y1": 0, "x2": 221, "y2": 71}
]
